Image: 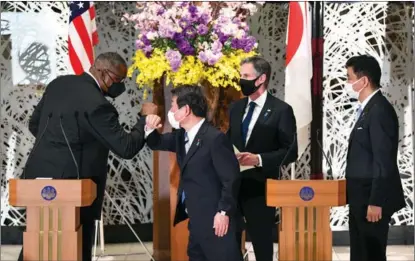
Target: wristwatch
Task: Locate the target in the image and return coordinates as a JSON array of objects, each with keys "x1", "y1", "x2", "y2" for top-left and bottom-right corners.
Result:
[{"x1": 220, "y1": 211, "x2": 227, "y2": 216}]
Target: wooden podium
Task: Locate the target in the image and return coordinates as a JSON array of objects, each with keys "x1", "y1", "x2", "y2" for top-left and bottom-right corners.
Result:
[
  {"x1": 266, "y1": 179, "x2": 346, "y2": 261},
  {"x1": 8, "y1": 179, "x2": 96, "y2": 261}
]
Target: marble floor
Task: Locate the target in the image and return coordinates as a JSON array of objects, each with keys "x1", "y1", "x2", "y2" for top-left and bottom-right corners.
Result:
[{"x1": 1, "y1": 242, "x2": 414, "y2": 261}]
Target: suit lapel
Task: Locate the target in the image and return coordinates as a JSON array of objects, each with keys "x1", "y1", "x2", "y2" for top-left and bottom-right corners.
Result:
[
  {"x1": 176, "y1": 129, "x2": 186, "y2": 168},
  {"x1": 347, "y1": 91, "x2": 382, "y2": 145},
  {"x1": 246, "y1": 93, "x2": 273, "y2": 149},
  {"x1": 181, "y1": 121, "x2": 209, "y2": 172},
  {"x1": 233, "y1": 98, "x2": 248, "y2": 151}
]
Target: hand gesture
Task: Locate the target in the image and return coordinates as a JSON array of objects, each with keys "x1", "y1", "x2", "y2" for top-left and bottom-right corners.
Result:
[
  {"x1": 236, "y1": 152, "x2": 259, "y2": 166},
  {"x1": 213, "y1": 212, "x2": 229, "y2": 237},
  {"x1": 366, "y1": 205, "x2": 382, "y2": 222},
  {"x1": 146, "y1": 114, "x2": 162, "y2": 129},
  {"x1": 141, "y1": 102, "x2": 158, "y2": 116}
]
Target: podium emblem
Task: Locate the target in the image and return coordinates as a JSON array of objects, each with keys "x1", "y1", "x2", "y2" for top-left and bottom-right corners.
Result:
[
  {"x1": 41, "y1": 186, "x2": 57, "y2": 201},
  {"x1": 299, "y1": 186, "x2": 314, "y2": 201}
]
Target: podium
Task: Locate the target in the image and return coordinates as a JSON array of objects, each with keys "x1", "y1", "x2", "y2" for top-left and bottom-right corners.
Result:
[
  {"x1": 8, "y1": 179, "x2": 96, "y2": 261},
  {"x1": 266, "y1": 179, "x2": 346, "y2": 261}
]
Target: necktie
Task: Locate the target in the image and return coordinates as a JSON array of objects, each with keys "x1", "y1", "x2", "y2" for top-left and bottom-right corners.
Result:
[
  {"x1": 184, "y1": 132, "x2": 189, "y2": 153},
  {"x1": 242, "y1": 102, "x2": 256, "y2": 145},
  {"x1": 182, "y1": 132, "x2": 189, "y2": 203},
  {"x1": 355, "y1": 105, "x2": 362, "y2": 121}
]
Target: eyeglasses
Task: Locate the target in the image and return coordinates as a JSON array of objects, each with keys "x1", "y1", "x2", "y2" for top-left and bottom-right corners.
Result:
[{"x1": 105, "y1": 69, "x2": 125, "y2": 83}]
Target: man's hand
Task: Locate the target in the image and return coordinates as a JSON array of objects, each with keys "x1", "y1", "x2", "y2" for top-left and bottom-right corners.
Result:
[
  {"x1": 146, "y1": 114, "x2": 162, "y2": 129},
  {"x1": 213, "y1": 212, "x2": 229, "y2": 237},
  {"x1": 141, "y1": 102, "x2": 158, "y2": 116},
  {"x1": 366, "y1": 205, "x2": 382, "y2": 222},
  {"x1": 236, "y1": 152, "x2": 259, "y2": 166}
]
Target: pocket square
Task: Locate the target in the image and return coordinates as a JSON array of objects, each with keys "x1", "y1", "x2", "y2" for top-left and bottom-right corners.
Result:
[{"x1": 357, "y1": 127, "x2": 363, "y2": 130}]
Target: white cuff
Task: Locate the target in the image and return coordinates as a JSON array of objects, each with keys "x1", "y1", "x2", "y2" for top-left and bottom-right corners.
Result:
[
  {"x1": 144, "y1": 125, "x2": 155, "y2": 138},
  {"x1": 257, "y1": 154, "x2": 263, "y2": 167}
]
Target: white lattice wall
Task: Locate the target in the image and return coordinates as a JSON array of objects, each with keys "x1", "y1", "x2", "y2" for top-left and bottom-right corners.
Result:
[
  {"x1": 323, "y1": 2, "x2": 415, "y2": 227},
  {"x1": 1, "y1": 2, "x2": 413, "y2": 230}
]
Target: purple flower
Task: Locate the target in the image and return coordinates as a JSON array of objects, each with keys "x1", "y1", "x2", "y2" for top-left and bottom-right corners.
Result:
[
  {"x1": 179, "y1": 18, "x2": 191, "y2": 29},
  {"x1": 243, "y1": 36, "x2": 257, "y2": 52},
  {"x1": 198, "y1": 50, "x2": 223, "y2": 66},
  {"x1": 158, "y1": 22, "x2": 176, "y2": 39},
  {"x1": 177, "y1": 40, "x2": 195, "y2": 55},
  {"x1": 211, "y1": 40, "x2": 223, "y2": 54},
  {"x1": 231, "y1": 38, "x2": 243, "y2": 49},
  {"x1": 217, "y1": 32, "x2": 230, "y2": 43},
  {"x1": 157, "y1": 8, "x2": 165, "y2": 15},
  {"x1": 198, "y1": 13, "x2": 211, "y2": 25},
  {"x1": 135, "y1": 40, "x2": 144, "y2": 49},
  {"x1": 165, "y1": 50, "x2": 182, "y2": 72},
  {"x1": 188, "y1": 5, "x2": 197, "y2": 15},
  {"x1": 141, "y1": 35, "x2": 151, "y2": 46},
  {"x1": 184, "y1": 27, "x2": 197, "y2": 39},
  {"x1": 173, "y1": 32, "x2": 184, "y2": 41},
  {"x1": 143, "y1": 45, "x2": 153, "y2": 55},
  {"x1": 196, "y1": 24, "x2": 209, "y2": 35}
]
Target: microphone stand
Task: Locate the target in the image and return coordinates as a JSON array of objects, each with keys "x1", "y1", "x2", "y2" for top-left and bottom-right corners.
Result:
[{"x1": 91, "y1": 190, "x2": 155, "y2": 261}]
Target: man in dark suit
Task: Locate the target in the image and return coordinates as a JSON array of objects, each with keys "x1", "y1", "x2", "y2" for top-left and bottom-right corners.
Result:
[
  {"x1": 145, "y1": 85, "x2": 243, "y2": 261},
  {"x1": 226, "y1": 56, "x2": 298, "y2": 261},
  {"x1": 18, "y1": 52, "x2": 156, "y2": 261},
  {"x1": 344, "y1": 55, "x2": 405, "y2": 261}
]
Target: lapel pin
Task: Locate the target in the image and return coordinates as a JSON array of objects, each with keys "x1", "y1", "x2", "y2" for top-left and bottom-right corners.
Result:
[
  {"x1": 264, "y1": 109, "x2": 271, "y2": 118},
  {"x1": 196, "y1": 139, "x2": 201, "y2": 146}
]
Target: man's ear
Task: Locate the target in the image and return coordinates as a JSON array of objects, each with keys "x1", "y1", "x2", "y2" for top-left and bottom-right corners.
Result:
[{"x1": 257, "y1": 74, "x2": 266, "y2": 86}]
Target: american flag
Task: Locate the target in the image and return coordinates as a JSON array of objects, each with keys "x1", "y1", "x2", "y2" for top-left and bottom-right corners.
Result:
[{"x1": 68, "y1": 1, "x2": 99, "y2": 75}]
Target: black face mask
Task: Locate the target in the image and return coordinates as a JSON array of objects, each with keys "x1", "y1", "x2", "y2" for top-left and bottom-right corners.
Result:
[
  {"x1": 105, "y1": 82, "x2": 126, "y2": 99},
  {"x1": 240, "y1": 75, "x2": 262, "y2": 96}
]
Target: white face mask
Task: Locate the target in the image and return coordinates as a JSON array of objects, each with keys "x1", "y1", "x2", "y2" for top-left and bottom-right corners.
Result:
[
  {"x1": 167, "y1": 111, "x2": 180, "y2": 129},
  {"x1": 167, "y1": 108, "x2": 186, "y2": 129},
  {"x1": 344, "y1": 78, "x2": 363, "y2": 100}
]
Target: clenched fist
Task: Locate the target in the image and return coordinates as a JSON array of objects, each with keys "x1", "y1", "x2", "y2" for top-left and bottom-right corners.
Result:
[
  {"x1": 146, "y1": 114, "x2": 162, "y2": 129},
  {"x1": 141, "y1": 102, "x2": 158, "y2": 116}
]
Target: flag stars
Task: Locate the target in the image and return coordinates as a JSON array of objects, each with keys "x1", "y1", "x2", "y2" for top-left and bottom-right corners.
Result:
[{"x1": 77, "y1": 2, "x2": 84, "y2": 9}]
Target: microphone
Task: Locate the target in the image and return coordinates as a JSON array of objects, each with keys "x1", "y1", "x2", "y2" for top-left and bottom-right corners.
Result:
[
  {"x1": 277, "y1": 133, "x2": 297, "y2": 180},
  {"x1": 316, "y1": 129, "x2": 334, "y2": 180},
  {"x1": 22, "y1": 113, "x2": 53, "y2": 179},
  {"x1": 59, "y1": 114, "x2": 80, "y2": 179}
]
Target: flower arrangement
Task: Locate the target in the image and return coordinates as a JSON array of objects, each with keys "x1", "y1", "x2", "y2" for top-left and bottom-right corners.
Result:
[{"x1": 123, "y1": 2, "x2": 263, "y2": 96}]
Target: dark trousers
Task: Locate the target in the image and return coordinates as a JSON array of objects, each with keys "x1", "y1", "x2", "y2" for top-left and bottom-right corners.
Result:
[
  {"x1": 18, "y1": 206, "x2": 96, "y2": 261},
  {"x1": 187, "y1": 225, "x2": 243, "y2": 261},
  {"x1": 349, "y1": 205, "x2": 391, "y2": 261},
  {"x1": 236, "y1": 180, "x2": 276, "y2": 261}
]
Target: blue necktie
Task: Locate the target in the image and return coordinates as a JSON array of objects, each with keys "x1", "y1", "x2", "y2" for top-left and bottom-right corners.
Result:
[
  {"x1": 242, "y1": 102, "x2": 256, "y2": 145},
  {"x1": 182, "y1": 133, "x2": 189, "y2": 203},
  {"x1": 355, "y1": 105, "x2": 362, "y2": 121}
]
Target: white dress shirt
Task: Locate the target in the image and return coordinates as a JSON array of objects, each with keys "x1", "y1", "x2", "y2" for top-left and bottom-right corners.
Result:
[
  {"x1": 360, "y1": 89, "x2": 380, "y2": 110},
  {"x1": 184, "y1": 118, "x2": 205, "y2": 153},
  {"x1": 242, "y1": 91, "x2": 268, "y2": 166}
]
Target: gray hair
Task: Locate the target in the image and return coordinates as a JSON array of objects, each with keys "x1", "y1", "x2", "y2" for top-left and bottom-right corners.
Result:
[
  {"x1": 95, "y1": 52, "x2": 127, "y2": 69},
  {"x1": 241, "y1": 56, "x2": 272, "y2": 87}
]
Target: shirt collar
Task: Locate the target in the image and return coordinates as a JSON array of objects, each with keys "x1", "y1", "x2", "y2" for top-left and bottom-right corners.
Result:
[
  {"x1": 248, "y1": 90, "x2": 267, "y2": 108},
  {"x1": 186, "y1": 118, "x2": 205, "y2": 143},
  {"x1": 360, "y1": 89, "x2": 380, "y2": 110},
  {"x1": 86, "y1": 71, "x2": 103, "y2": 92}
]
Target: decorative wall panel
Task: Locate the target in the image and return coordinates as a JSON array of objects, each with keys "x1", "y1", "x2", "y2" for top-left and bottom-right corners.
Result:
[
  {"x1": 323, "y1": 2, "x2": 414, "y2": 228},
  {"x1": 1, "y1": 1, "x2": 412, "y2": 231}
]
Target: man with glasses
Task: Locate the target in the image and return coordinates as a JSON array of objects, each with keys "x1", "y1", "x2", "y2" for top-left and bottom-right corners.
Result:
[{"x1": 17, "y1": 52, "x2": 157, "y2": 261}]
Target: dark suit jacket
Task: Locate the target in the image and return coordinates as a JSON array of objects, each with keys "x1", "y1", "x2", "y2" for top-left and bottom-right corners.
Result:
[
  {"x1": 24, "y1": 73, "x2": 146, "y2": 219},
  {"x1": 346, "y1": 91, "x2": 405, "y2": 215},
  {"x1": 227, "y1": 92, "x2": 298, "y2": 184},
  {"x1": 146, "y1": 121, "x2": 241, "y2": 236}
]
